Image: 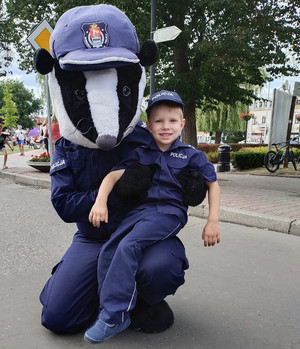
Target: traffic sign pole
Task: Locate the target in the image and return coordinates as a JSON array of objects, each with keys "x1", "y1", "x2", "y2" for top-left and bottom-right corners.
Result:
[
  {"x1": 150, "y1": 0, "x2": 156, "y2": 95},
  {"x1": 27, "y1": 20, "x2": 54, "y2": 163},
  {"x1": 149, "y1": 0, "x2": 182, "y2": 96}
]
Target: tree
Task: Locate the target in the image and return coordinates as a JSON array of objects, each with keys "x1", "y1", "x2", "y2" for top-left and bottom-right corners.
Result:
[
  {"x1": 197, "y1": 102, "x2": 246, "y2": 143},
  {"x1": 0, "y1": 83, "x2": 19, "y2": 129},
  {"x1": 2, "y1": 1, "x2": 300, "y2": 146},
  {"x1": 0, "y1": 80, "x2": 42, "y2": 129},
  {"x1": 0, "y1": 4, "x2": 13, "y2": 77}
]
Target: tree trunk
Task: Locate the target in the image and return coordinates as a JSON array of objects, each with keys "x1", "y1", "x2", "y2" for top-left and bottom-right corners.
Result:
[
  {"x1": 181, "y1": 102, "x2": 197, "y2": 147},
  {"x1": 215, "y1": 130, "x2": 222, "y2": 144}
]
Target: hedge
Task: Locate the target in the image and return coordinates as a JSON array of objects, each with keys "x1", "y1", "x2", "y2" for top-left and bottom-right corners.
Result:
[
  {"x1": 197, "y1": 143, "x2": 300, "y2": 168},
  {"x1": 231, "y1": 149, "x2": 300, "y2": 170},
  {"x1": 231, "y1": 152, "x2": 265, "y2": 170}
]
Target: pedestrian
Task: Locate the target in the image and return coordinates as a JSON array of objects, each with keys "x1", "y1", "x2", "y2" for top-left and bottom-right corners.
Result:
[
  {"x1": 14, "y1": 125, "x2": 26, "y2": 156},
  {"x1": 0, "y1": 125, "x2": 14, "y2": 170},
  {"x1": 85, "y1": 90, "x2": 221, "y2": 343},
  {"x1": 49, "y1": 115, "x2": 60, "y2": 151},
  {"x1": 40, "y1": 119, "x2": 49, "y2": 152}
]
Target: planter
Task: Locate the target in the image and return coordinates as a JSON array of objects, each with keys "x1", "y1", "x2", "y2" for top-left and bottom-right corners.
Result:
[{"x1": 27, "y1": 161, "x2": 51, "y2": 172}]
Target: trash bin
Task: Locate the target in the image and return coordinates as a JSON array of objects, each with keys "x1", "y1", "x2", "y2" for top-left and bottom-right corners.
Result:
[{"x1": 217, "y1": 144, "x2": 231, "y2": 172}]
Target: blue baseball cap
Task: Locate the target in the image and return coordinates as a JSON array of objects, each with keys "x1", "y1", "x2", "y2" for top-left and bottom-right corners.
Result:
[
  {"x1": 146, "y1": 90, "x2": 184, "y2": 114},
  {"x1": 50, "y1": 4, "x2": 140, "y2": 71}
]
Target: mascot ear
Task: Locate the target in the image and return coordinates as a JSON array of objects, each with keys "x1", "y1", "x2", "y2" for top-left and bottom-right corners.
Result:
[
  {"x1": 34, "y1": 48, "x2": 55, "y2": 75},
  {"x1": 138, "y1": 39, "x2": 159, "y2": 67}
]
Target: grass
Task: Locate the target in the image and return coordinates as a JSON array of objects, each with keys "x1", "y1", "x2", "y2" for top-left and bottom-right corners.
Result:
[{"x1": 0, "y1": 144, "x2": 39, "y2": 155}]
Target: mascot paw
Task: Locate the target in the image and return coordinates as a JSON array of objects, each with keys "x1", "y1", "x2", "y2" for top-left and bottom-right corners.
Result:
[
  {"x1": 177, "y1": 170, "x2": 207, "y2": 206},
  {"x1": 114, "y1": 161, "x2": 156, "y2": 204},
  {"x1": 130, "y1": 297, "x2": 174, "y2": 333}
]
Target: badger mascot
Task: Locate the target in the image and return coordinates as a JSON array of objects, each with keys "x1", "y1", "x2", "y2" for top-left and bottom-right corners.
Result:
[{"x1": 35, "y1": 4, "x2": 205, "y2": 338}]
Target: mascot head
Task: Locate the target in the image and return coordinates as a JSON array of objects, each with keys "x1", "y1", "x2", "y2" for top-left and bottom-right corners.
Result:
[{"x1": 34, "y1": 4, "x2": 158, "y2": 150}]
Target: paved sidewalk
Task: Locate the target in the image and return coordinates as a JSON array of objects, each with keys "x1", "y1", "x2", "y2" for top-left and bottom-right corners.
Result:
[{"x1": 1, "y1": 148, "x2": 300, "y2": 236}]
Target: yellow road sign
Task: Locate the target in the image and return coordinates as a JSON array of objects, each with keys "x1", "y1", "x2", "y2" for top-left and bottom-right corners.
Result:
[{"x1": 27, "y1": 20, "x2": 53, "y2": 52}]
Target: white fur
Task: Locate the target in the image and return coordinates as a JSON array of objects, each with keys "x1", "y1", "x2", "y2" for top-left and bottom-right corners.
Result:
[{"x1": 84, "y1": 70, "x2": 119, "y2": 139}]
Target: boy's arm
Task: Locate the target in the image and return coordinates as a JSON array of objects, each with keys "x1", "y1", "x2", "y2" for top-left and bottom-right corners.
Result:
[
  {"x1": 202, "y1": 180, "x2": 221, "y2": 247},
  {"x1": 89, "y1": 169, "x2": 125, "y2": 227}
]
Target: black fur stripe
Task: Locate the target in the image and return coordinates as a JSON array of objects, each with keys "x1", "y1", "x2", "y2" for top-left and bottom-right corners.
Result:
[
  {"x1": 116, "y1": 64, "x2": 142, "y2": 143},
  {"x1": 54, "y1": 62, "x2": 98, "y2": 142}
]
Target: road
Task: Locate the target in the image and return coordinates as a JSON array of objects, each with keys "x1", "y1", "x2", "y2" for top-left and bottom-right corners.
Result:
[{"x1": 1, "y1": 178, "x2": 300, "y2": 349}]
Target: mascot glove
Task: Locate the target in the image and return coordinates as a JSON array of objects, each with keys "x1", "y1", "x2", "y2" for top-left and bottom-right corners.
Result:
[
  {"x1": 177, "y1": 170, "x2": 207, "y2": 207},
  {"x1": 114, "y1": 161, "x2": 156, "y2": 204}
]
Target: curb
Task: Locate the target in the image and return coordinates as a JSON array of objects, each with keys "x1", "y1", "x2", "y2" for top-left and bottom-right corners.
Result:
[
  {"x1": 0, "y1": 171, "x2": 51, "y2": 190},
  {"x1": 188, "y1": 205, "x2": 300, "y2": 237}
]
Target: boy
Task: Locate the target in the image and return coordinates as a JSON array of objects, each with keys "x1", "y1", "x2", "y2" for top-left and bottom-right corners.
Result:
[
  {"x1": 85, "y1": 90, "x2": 220, "y2": 343},
  {"x1": 0, "y1": 125, "x2": 14, "y2": 170}
]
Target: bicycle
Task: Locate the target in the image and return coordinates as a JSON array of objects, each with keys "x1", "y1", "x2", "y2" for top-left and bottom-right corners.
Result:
[{"x1": 264, "y1": 136, "x2": 298, "y2": 173}]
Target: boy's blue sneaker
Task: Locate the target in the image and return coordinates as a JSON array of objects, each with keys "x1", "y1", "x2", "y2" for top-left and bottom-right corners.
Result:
[{"x1": 84, "y1": 317, "x2": 131, "y2": 344}]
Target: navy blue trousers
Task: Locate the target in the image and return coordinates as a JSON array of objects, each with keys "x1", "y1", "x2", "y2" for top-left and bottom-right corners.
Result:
[
  {"x1": 98, "y1": 207, "x2": 184, "y2": 324},
  {"x1": 40, "y1": 219, "x2": 189, "y2": 334}
]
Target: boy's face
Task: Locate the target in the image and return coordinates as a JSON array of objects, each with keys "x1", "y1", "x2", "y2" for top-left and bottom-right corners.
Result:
[{"x1": 146, "y1": 104, "x2": 185, "y2": 151}]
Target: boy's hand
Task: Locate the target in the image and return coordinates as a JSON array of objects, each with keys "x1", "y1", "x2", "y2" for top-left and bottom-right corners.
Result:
[
  {"x1": 202, "y1": 220, "x2": 221, "y2": 247},
  {"x1": 89, "y1": 203, "x2": 108, "y2": 228}
]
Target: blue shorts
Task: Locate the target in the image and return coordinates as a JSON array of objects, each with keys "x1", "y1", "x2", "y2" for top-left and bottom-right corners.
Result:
[{"x1": 17, "y1": 139, "x2": 25, "y2": 145}]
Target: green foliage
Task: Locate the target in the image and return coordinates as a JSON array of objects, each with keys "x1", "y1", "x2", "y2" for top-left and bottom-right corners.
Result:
[
  {"x1": 289, "y1": 150, "x2": 300, "y2": 164},
  {"x1": 140, "y1": 110, "x2": 147, "y2": 123},
  {"x1": 197, "y1": 143, "x2": 220, "y2": 153},
  {"x1": 0, "y1": 83, "x2": 19, "y2": 128},
  {"x1": 232, "y1": 151, "x2": 265, "y2": 170},
  {"x1": 225, "y1": 136, "x2": 244, "y2": 143},
  {"x1": 206, "y1": 151, "x2": 219, "y2": 164},
  {"x1": 238, "y1": 146, "x2": 268, "y2": 153},
  {"x1": 232, "y1": 149, "x2": 300, "y2": 170},
  {"x1": 0, "y1": 80, "x2": 42, "y2": 129},
  {"x1": 197, "y1": 101, "x2": 247, "y2": 134},
  {"x1": 197, "y1": 144, "x2": 220, "y2": 163}
]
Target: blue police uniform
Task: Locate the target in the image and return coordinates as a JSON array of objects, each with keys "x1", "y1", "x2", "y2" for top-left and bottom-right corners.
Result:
[
  {"x1": 96, "y1": 137, "x2": 217, "y2": 325},
  {"x1": 39, "y1": 123, "x2": 189, "y2": 334}
]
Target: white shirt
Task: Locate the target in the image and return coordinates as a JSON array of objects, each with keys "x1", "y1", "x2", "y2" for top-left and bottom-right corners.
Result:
[{"x1": 15, "y1": 129, "x2": 25, "y2": 140}]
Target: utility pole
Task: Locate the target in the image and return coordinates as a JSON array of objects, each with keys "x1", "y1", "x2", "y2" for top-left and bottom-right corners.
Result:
[{"x1": 150, "y1": 0, "x2": 156, "y2": 95}]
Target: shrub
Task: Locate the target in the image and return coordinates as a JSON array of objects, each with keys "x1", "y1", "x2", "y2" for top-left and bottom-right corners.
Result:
[
  {"x1": 238, "y1": 146, "x2": 268, "y2": 153},
  {"x1": 197, "y1": 144, "x2": 219, "y2": 153},
  {"x1": 206, "y1": 151, "x2": 219, "y2": 163},
  {"x1": 293, "y1": 150, "x2": 300, "y2": 162},
  {"x1": 232, "y1": 152, "x2": 265, "y2": 170}
]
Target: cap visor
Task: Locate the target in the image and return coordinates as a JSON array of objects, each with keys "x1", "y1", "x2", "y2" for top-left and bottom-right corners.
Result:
[{"x1": 59, "y1": 47, "x2": 139, "y2": 70}]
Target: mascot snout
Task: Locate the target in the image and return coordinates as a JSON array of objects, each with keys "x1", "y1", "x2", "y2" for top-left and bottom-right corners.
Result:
[{"x1": 96, "y1": 135, "x2": 117, "y2": 150}]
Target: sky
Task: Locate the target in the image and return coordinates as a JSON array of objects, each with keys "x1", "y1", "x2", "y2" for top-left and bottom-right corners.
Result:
[{"x1": 0, "y1": 62, "x2": 41, "y2": 97}]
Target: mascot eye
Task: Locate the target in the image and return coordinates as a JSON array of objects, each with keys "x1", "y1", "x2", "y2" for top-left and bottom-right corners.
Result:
[
  {"x1": 75, "y1": 89, "x2": 86, "y2": 100},
  {"x1": 123, "y1": 86, "x2": 131, "y2": 97}
]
